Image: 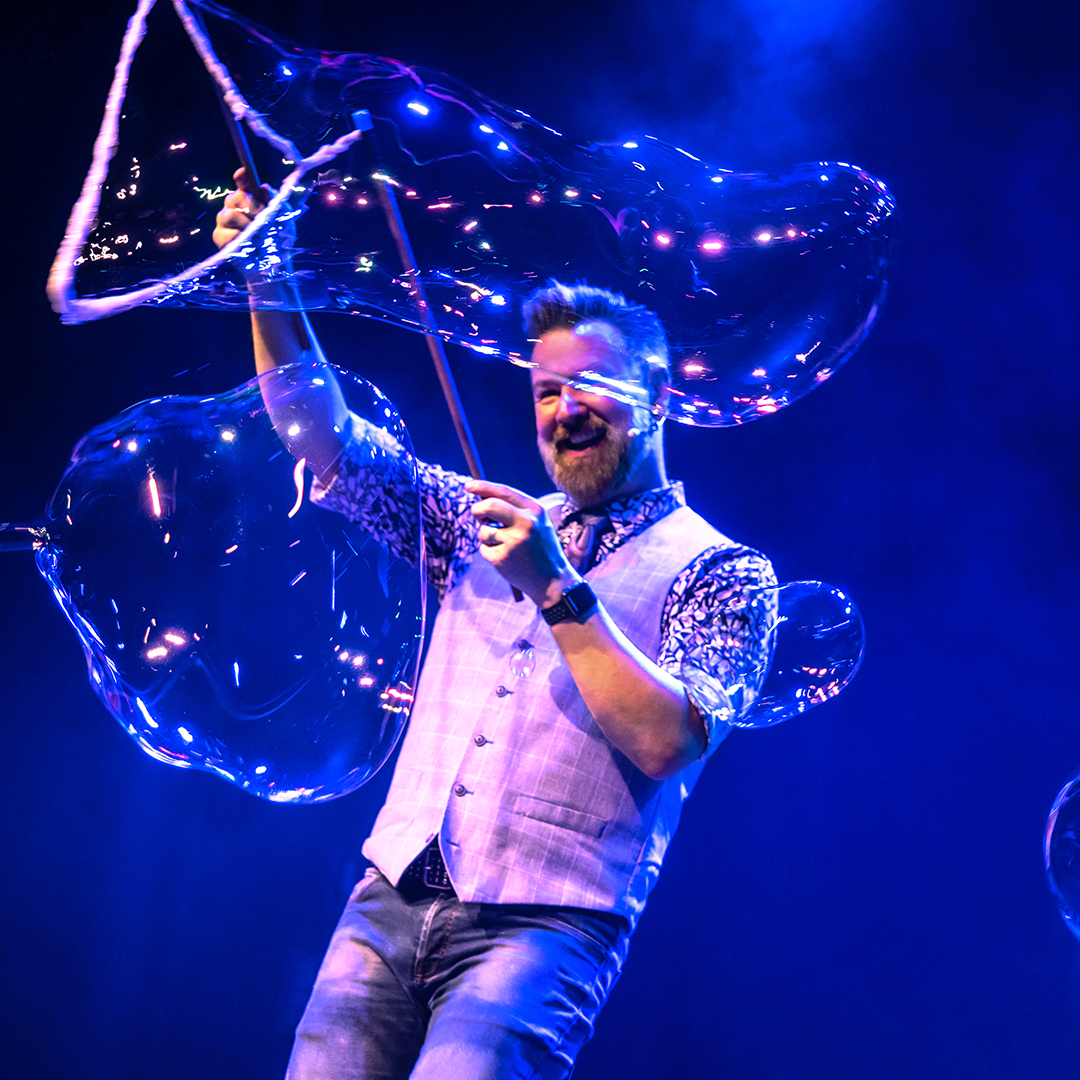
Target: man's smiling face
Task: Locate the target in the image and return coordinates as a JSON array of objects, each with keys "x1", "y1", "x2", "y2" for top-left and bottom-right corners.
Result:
[{"x1": 531, "y1": 322, "x2": 657, "y2": 509}]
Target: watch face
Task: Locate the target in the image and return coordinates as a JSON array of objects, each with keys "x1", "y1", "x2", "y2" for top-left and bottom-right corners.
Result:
[
  {"x1": 566, "y1": 582, "x2": 596, "y2": 616},
  {"x1": 542, "y1": 581, "x2": 597, "y2": 625}
]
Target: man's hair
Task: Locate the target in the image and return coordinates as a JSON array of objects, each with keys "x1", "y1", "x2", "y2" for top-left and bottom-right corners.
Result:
[{"x1": 521, "y1": 280, "x2": 669, "y2": 378}]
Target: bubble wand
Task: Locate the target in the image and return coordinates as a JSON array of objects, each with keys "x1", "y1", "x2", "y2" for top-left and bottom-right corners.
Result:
[
  {"x1": 200, "y1": 71, "x2": 491, "y2": 525},
  {"x1": 347, "y1": 108, "x2": 523, "y2": 599},
  {"x1": 348, "y1": 109, "x2": 485, "y2": 483},
  {"x1": 201, "y1": 86, "x2": 517, "y2": 596}
]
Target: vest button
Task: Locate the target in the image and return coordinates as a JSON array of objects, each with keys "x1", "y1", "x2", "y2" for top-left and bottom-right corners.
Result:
[
  {"x1": 453, "y1": 783, "x2": 467, "y2": 797},
  {"x1": 473, "y1": 734, "x2": 487, "y2": 746},
  {"x1": 495, "y1": 685, "x2": 508, "y2": 697}
]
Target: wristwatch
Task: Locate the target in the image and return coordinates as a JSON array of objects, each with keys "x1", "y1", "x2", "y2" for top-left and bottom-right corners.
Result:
[{"x1": 540, "y1": 581, "x2": 598, "y2": 626}]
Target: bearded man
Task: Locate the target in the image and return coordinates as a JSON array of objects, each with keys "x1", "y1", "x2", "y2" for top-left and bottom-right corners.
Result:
[{"x1": 216, "y1": 177, "x2": 775, "y2": 1080}]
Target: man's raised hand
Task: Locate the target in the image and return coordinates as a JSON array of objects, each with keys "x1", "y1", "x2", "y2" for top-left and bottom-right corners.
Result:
[
  {"x1": 466, "y1": 480, "x2": 579, "y2": 609},
  {"x1": 212, "y1": 167, "x2": 272, "y2": 250}
]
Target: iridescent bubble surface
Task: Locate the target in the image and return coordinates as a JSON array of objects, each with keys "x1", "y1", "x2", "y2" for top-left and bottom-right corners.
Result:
[
  {"x1": 50, "y1": 0, "x2": 895, "y2": 426},
  {"x1": 35, "y1": 363, "x2": 424, "y2": 803},
  {"x1": 680, "y1": 581, "x2": 864, "y2": 728},
  {"x1": 1045, "y1": 767, "x2": 1080, "y2": 942}
]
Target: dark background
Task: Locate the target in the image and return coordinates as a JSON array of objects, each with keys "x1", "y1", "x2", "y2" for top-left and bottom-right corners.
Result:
[{"x1": 3, "y1": 1, "x2": 1079, "y2": 1077}]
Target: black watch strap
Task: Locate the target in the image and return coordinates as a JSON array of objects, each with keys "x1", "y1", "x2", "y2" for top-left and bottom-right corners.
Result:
[{"x1": 541, "y1": 581, "x2": 598, "y2": 626}]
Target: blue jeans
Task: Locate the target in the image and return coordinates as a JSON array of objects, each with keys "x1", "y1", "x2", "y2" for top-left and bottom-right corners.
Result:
[{"x1": 285, "y1": 869, "x2": 631, "y2": 1080}]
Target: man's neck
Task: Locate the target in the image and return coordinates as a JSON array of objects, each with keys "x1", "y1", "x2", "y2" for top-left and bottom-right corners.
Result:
[{"x1": 604, "y1": 455, "x2": 667, "y2": 505}]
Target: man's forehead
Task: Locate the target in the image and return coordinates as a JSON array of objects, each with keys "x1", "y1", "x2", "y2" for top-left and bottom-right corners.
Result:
[{"x1": 530, "y1": 322, "x2": 632, "y2": 379}]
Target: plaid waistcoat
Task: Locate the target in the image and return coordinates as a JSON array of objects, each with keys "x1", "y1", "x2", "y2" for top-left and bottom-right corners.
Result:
[{"x1": 362, "y1": 498, "x2": 730, "y2": 927}]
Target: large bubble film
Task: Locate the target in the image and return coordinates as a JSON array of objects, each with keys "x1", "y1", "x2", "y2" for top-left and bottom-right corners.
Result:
[
  {"x1": 1046, "y1": 767, "x2": 1080, "y2": 943},
  {"x1": 50, "y1": 0, "x2": 895, "y2": 426},
  {"x1": 35, "y1": 364, "x2": 424, "y2": 803},
  {"x1": 681, "y1": 581, "x2": 864, "y2": 729}
]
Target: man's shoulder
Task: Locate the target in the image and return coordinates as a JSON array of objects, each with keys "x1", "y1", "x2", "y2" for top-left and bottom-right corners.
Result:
[
  {"x1": 653, "y1": 499, "x2": 774, "y2": 587},
  {"x1": 643, "y1": 502, "x2": 731, "y2": 549},
  {"x1": 676, "y1": 536, "x2": 776, "y2": 591},
  {"x1": 662, "y1": 491, "x2": 771, "y2": 569}
]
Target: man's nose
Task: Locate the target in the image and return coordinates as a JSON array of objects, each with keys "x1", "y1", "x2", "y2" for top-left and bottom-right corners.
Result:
[{"x1": 555, "y1": 387, "x2": 587, "y2": 422}]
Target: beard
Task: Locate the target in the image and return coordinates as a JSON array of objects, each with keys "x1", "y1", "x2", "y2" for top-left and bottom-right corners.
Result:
[{"x1": 539, "y1": 415, "x2": 637, "y2": 509}]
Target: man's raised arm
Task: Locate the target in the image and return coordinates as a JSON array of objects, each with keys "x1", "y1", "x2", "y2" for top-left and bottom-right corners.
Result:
[{"x1": 213, "y1": 168, "x2": 348, "y2": 482}]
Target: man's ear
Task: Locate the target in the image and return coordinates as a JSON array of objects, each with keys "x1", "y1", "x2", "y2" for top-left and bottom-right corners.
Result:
[{"x1": 648, "y1": 365, "x2": 671, "y2": 420}]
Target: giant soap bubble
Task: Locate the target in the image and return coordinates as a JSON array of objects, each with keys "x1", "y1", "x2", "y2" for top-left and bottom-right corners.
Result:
[
  {"x1": 1, "y1": 370, "x2": 867, "y2": 800},
  {"x1": 49, "y1": 0, "x2": 895, "y2": 426},
  {"x1": 680, "y1": 581, "x2": 864, "y2": 728},
  {"x1": 27, "y1": 363, "x2": 425, "y2": 803},
  {"x1": 1046, "y1": 766, "x2": 1080, "y2": 942}
]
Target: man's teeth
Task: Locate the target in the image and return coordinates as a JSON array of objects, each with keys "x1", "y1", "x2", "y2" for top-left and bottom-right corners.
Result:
[{"x1": 568, "y1": 430, "x2": 601, "y2": 446}]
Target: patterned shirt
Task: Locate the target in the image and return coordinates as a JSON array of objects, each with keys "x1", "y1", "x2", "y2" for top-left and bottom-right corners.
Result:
[{"x1": 313, "y1": 427, "x2": 776, "y2": 728}]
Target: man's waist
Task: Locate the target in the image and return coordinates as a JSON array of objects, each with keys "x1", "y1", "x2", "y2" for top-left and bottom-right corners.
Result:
[{"x1": 395, "y1": 838, "x2": 454, "y2": 902}]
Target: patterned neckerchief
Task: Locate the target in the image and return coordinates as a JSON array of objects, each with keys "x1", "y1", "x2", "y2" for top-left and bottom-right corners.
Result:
[{"x1": 555, "y1": 482, "x2": 686, "y2": 571}]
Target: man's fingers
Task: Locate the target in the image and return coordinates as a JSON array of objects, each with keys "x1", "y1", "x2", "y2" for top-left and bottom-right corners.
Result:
[
  {"x1": 478, "y1": 521, "x2": 506, "y2": 547},
  {"x1": 212, "y1": 203, "x2": 255, "y2": 250},
  {"x1": 230, "y1": 168, "x2": 271, "y2": 211},
  {"x1": 219, "y1": 188, "x2": 256, "y2": 229},
  {"x1": 233, "y1": 166, "x2": 259, "y2": 197},
  {"x1": 217, "y1": 207, "x2": 251, "y2": 231},
  {"x1": 216, "y1": 183, "x2": 269, "y2": 239},
  {"x1": 465, "y1": 479, "x2": 536, "y2": 511},
  {"x1": 214, "y1": 173, "x2": 282, "y2": 252},
  {"x1": 469, "y1": 497, "x2": 518, "y2": 527}
]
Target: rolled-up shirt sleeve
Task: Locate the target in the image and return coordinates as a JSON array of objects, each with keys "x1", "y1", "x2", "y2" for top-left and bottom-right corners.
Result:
[
  {"x1": 657, "y1": 544, "x2": 778, "y2": 758},
  {"x1": 309, "y1": 414, "x2": 480, "y2": 600}
]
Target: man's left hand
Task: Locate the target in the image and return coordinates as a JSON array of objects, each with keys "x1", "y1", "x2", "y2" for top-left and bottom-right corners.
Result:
[{"x1": 466, "y1": 480, "x2": 579, "y2": 609}]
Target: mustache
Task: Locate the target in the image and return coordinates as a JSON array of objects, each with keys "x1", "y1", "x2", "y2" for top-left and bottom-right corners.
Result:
[{"x1": 551, "y1": 416, "x2": 609, "y2": 448}]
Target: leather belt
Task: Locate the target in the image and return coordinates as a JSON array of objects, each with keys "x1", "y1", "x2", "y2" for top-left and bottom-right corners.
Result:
[{"x1": 397, "y1": 839, "x2": 454, "y2": 901}]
